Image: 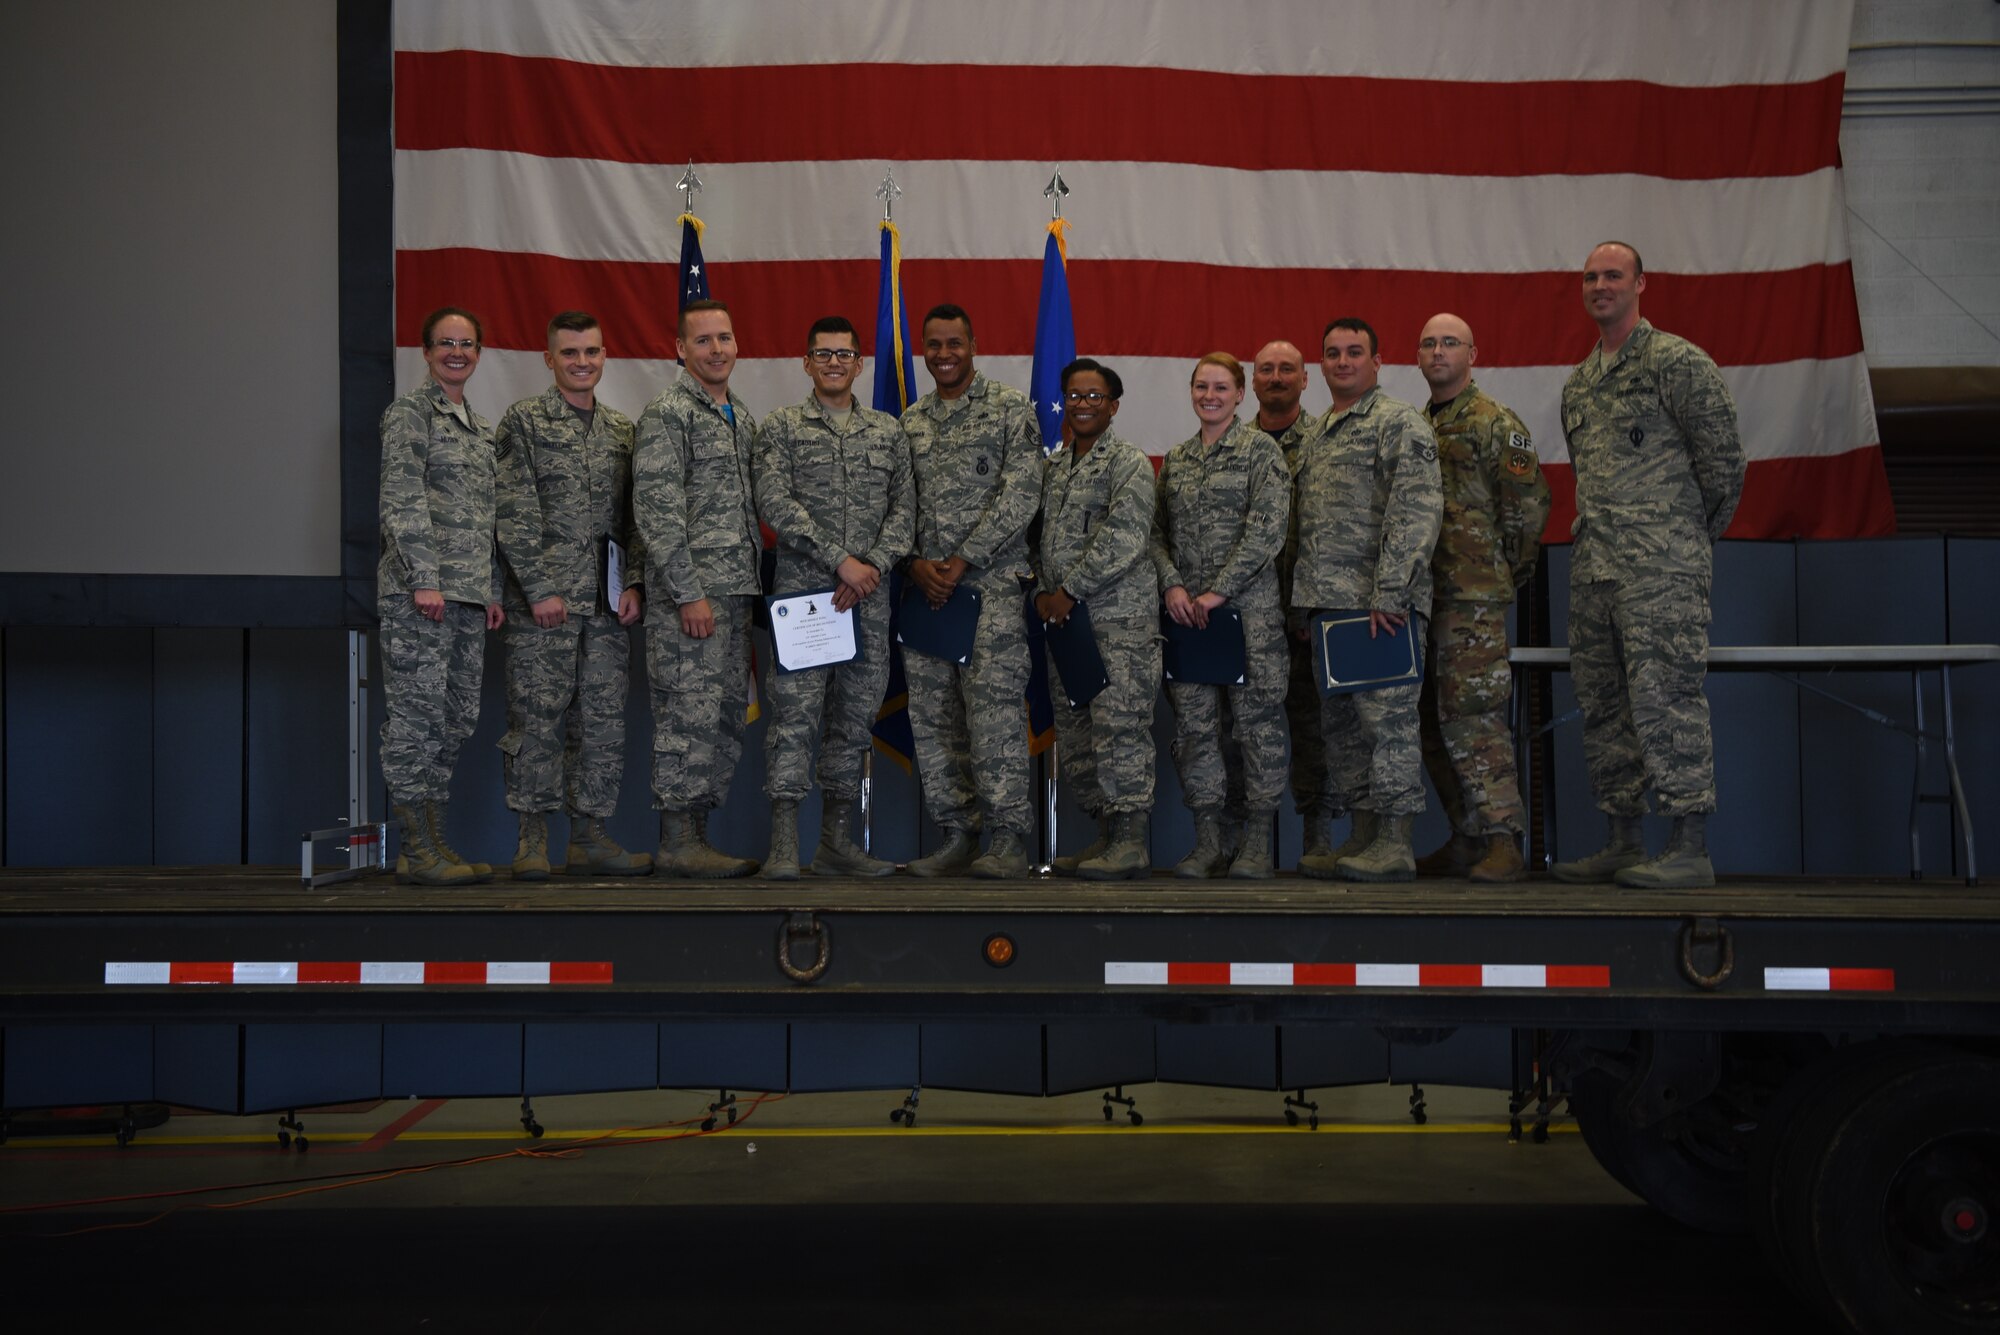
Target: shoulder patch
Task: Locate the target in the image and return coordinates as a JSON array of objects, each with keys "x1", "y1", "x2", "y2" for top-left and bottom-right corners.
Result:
[{"x1": 1504, "y1": 442, "x2": 1537, "y2": 478}]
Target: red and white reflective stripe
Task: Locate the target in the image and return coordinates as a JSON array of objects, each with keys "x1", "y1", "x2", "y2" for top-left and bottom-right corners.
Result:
[
  {"x1": 1104, "y1": 961, "x2": 1611, "y2": 988},
  {"x1": 1763, "y1": 966, "x2": 1896, "y2": 992},
  {"x1": 103, "y1": 961, "x2": 614, "y2": 986}
]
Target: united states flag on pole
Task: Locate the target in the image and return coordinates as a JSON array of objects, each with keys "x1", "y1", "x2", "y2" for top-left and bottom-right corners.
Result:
[{"x1": 390, "y1": 0, "x2": 1893, "y2": 542}]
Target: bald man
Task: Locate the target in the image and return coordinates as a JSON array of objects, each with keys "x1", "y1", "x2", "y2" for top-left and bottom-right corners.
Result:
[{"x1": 1413, "y1": 314, "x2": 1550, "y2": 883}]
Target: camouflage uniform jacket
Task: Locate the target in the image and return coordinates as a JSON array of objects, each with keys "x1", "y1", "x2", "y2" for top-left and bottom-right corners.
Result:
[
  {"x1": 1428, "y1": 380, "x2": 1552, "y2": 602},
  {"x1": 1152, "y1": 418, "x2": 1289, "y2": 613},
  {"x1": 1037, "y1": 429, "x2": 1158, "y2": 623},
  {"x1": 754, "y1": 396, "x2": 914, "y2": 591},
  {"x1": 377, "y1": 378, "x2": 500, "y2": 606},
  {"x1": 1561, "y1": 319, "x2": 1744, "y2": 585},
  {"x1": 1291, "y1": 385, "x2": 1443, "y2": 618},
  {"x1": 493, "y1": 386, "x2": 645, "y2": 615},
  {"x1": 1260, "y1": 412, "x2": 1315, "y2": 615},
  {"x1": 903, "y1": 372, "x2": 1043, "y2": 589},
  {"x1": 632, "y1": 375, "x2": 761, "y2": 607}
]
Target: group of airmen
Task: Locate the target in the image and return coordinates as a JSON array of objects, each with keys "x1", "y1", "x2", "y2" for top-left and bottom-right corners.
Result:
[{"x1": 378, "y1": 240, "x2": 1745, "y2": 892}]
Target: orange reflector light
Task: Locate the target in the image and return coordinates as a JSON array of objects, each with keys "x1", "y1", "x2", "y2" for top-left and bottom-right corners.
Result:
[{"x1": 983, "y1": 933, "x2": 1016, "y2": 968}]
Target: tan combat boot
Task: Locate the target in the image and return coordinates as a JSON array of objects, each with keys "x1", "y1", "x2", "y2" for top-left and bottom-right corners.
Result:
[
  {"x1": 1336, "y1": 812, "x2": 1416, "y2": 882},
  {"x1": 1303, "y1": 810, "x2": 1375, "y2": 880},
  {"x1": 1226, "y1": 814, "x2": 1275, "y2": 881},
  {"x1": 1415, "y1": 831, "x2": 1483, "y2": 876},
  {"x1": 1173, "y1": 811, "x2": 1229, "y2": 879},
  {"x1": 655, "y1": 809, "x2": 759, "y2": 879},
  {"x1": 423, "y1": 800, "x2": 492, "y2": 878},
  {"x1": 1052, "y1": 813, "x2": 1108, "y2": 876},
  {"x1": 1468, "y1": 833, "x2": 1527, "y2": 884},
  {"x1": 906, "y1": 827, "x2": 979, "y2": 877},
  {"x1": 1300, "y1": 814, "x2": 1333, "y2": 865},
  {"x1": 394, "y1": 801, "x2": 477, "y2": 887},
  {"x1": 1551, "y1": 815, "x2": 1646, "y2": 884},
  {"x1": 566, "y1": 816, "x2": 653, "y2": 876},
  {"x1": 812, "y1": 803, "x2": 896, "y2": 878},
  {"x1": 759, "y1": 802, "x2": 801, "y2": 881},
  {"x1": 1615, "y1": 814, "x2": 1714, "y2": 889},
  {"x1": 1078, "y1": 812, "x2": 1151, "y2": 882},
  {"x1": 969, "y1": 827, "x2": 1030, "y2": 880},
  {"x1": 512, "y1": 811, "x2": 551, "y2": 881}
]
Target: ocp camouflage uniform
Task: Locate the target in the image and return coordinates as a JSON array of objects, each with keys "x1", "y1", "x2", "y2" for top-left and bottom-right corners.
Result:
[
  {"x1": 1561, "y1": 319, "x2": 1743, "y2": 817},
  {"x1": 902, "y1": 372, "x2": 1042, "y2": 838},
  {"x1": 493, "y1": 387, "x2": 645, "y2": 819},
  {"x1": 633, "y1": 376, "x2": 763, "y2": 813},
  {"x1": 1263, "y1": 412, "x2": 1327, "y2": 820},
  {"x1": 377, "y1": 379, "x2": 499, "y2": 803},
  {"x1": 754, "y1": 396, "x2": 914, "y2": 804},
  {"x1": 1291, "y1": 386, "x2": 1443, "y2": 817},
  {"x1": 1418, "y1": 382, "x2": 1551, "y2": 837},
  {"x1": 1038, "y1": 428, "x2": 1160, "y2": 818},
  {"x1": 1152, "y1": 418, "x2": 1291, "y2": 817}
]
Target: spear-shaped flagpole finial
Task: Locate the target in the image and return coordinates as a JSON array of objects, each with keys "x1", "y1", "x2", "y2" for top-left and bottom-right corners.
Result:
[
  {"x1": 678, "y1": 160, "x2": 705, "y2": 216},
  {"x1": 1043, "y1": 167, "x2": 1070, "y2": 221},
  {"x1": 876, "y1": 166, "x2": 903, "y2": 222}
]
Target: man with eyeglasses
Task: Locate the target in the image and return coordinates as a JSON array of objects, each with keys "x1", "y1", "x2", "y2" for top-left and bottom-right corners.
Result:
[
  {"x1": 491, "y1": 311, "x2": 652, "y2": 882},
  {"x1": 377, "y1": 306, "x2": 505, "y2": 886},
  {"x1": 1411, "y1": 313, "x2": 1550, "y2": 884},
  {"x1": 1554, "y1": 241, "x2": 1743, "y2": 889},
  {"x1": 750, "y1": 316, "x2": 914, "y2": 879},
  {"x1": 1292, "y1": 317, "x2": 1442, "y2": 882},
  {"x1": 633, "y1": 297, "x2": 765, "y2": 878},
  {"x1": 899, "y1": 303, "x2": 1043, "y2": 879}
]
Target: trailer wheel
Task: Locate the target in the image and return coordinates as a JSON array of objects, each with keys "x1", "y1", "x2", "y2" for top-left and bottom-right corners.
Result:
[
  {"x1": 1802, "y1": 1055, "x2": 2000, "y2": 1334},
  {"x1": 1568, "y1": 1066, "x2": 1748, "y2": 1233}
]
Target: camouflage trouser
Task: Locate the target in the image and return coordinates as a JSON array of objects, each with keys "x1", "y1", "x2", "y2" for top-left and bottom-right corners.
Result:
[
  {"x1": 1285, "y1": 624, "x2": 1331, "y2": 816},
  {"x1": 1419, "y1": 600, "x2": 1523, "y2": 836},
  {"x1": 378, "y1": 594, "x2": 486, "y2": 804},
  {"x1": 1167, "y1": 600, "x2": 1289, "y2": 815},
  {"x1": 499, "y1": 608, "x2": 632, "y2": 817},
  {"x1": 905, "y1": 577, "x2": 1032, "y2": 836},
  {"x1": 764, "y1": 587, "x2": 893, "y2": 803},
  {"x1": 1569, "y1": 576, "x2": 1715, "y2": 817},
  {"x1": 1050, "y1": 614, "x2": 1161, "y2": 816},
  {"x1": 645, "y1": 594, "x2": 752, "y2": 812},
  {"x1": 1320, "y1": 613, "x2": 1429, "y2": 816}
]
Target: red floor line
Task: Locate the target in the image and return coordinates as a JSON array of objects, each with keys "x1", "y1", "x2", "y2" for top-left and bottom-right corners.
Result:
[{"x1": 351, "y1": 1099, "x2": 448, "y2": 1152}]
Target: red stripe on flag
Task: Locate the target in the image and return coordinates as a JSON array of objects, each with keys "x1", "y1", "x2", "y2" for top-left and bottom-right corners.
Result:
[
  {"x1": 1541, "y1": 448, "x2": 1897, "y2": 545},
  {"x1": 424, "y1": 961, "x2": 487, "y2": 985},
  {"x1": 1167, "y1": 962, "x2": 1231, "y2": 986},
  {"x1": 395, "y1": 51, "x2": 1844, "y2": 181},
  {"x1": 1295, "y1": 962, "x2": 1358, "y2": 987},
  {"x1": 1419, "y1": 963, "x2": 1483, "y2": 988},
  {"x1": 170, "y1": 962, "x2": 234, "y2": 985},
  {"x1": 1828, "y1": 967, "x2": 1896, "y2": 992},
  {"x1": 1546, "y1": 964, "x2": 1613, "y2": 989},
  {"x1": 550, "y1": 961, "x2": 615, "y2": 985},
  {"x1": 397, "y1": 250, "x2": 1864, "y2": 371},
  {"x1": 298, "y1": 961, "x2": 362, "y2": 985}
]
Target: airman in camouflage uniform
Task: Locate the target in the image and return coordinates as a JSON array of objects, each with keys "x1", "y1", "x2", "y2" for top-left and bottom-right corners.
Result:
[
  {"x1": 1036, "y1": 360, "x2": 1160, "y2": 881},
  {"x1": 1554, "y1": 242, "x2": 1744, "y2": 890},
  {"x1": 1291, "y1": 318, "x2": 1443, "y2": 882},
  {"x1": 1153, "y1": 352, "x2": 1290, "y2": 880},
  {"x1": 493, "y1": 313, "x2": 651, "y2": 881},
  {"x1": 1412, "y1": 314, "x2": 1551, "y2": 884},
  {"x1": 900, "y1": 305, "x2": 1043, "y2": 879},
  {"x1": 378, "y1": 307, "x2": 504, "y2": 886},
  {"x1": 1253, "y1": 339, "x2": 1333, "y2": 859},
  {"x1": 633, "y1": 299, "x2": 764, "y2": 878},
  {"x1": 753, "y1": 316, "x2": 915, "y2": 879}
]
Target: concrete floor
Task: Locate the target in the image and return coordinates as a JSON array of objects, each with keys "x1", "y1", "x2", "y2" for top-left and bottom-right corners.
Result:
[{"x1": 1, "y1": 1082, "x2": 1826, "y2": 1331}]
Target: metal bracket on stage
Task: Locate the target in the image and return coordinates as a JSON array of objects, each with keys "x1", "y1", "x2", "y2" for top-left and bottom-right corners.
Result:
[{"x1": 299, "y1": 819, "x2": 395, "y2": 888}]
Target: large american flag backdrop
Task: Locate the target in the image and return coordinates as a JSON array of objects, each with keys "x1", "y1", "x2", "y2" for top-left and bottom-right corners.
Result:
[{"x1": 390, "y1": 0, "x2": 1895, "y2": 542}]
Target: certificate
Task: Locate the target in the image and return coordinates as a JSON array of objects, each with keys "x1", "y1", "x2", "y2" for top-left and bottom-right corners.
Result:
[
  {"x1": 767, "y1": 587, "x2": 861, "y2": 673},
  {"x1": 599, "y1": 536, "x2": 627, "y2": 610}
]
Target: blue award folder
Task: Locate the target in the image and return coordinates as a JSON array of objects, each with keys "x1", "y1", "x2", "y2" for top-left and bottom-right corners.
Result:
[
  {"x1": 1309, "y1": 609, "x2": 1424, "y2": 697},
  {"x1": 1161, "y1": 606, "x2": 1247, "y2": 685},
  {"x1": 896, "y1": 581, "x2": 981, "y2": 666},
  {"x1": 1044, "y1": 601, "x2": 1110, "y2": 709}
]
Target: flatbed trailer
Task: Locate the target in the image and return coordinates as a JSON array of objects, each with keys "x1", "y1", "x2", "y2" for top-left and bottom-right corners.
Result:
[{"x1": 3, "y1": 865, "x2": 1997, "y2": 1333}]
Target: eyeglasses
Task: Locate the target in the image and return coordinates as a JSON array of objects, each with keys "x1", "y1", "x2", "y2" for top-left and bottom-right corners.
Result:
[
  {"x1": 430, "y1": 338, "x2": 480, "y2": 352},
  {"x1": 1417, "y1": 336, "x2": 1467, "y2": 351},
  {"x1": 809, "y1": 348, "x2": 861, "y2": 363},
  {"x1": 1064, "y1": 390, "x2": 1109, "y2": 404}
]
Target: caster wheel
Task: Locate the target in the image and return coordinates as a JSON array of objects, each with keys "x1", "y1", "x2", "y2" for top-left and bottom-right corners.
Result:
[
  {"x1": 889, "y1": 1109, "x2": 905, "y2": 1124},
  {"x1": 1102, "y1": 1106, "x2": 1113, "y2": 1122},
  {"x1": 277, "y1": 1131, "x2": 292, "y2": 1150},
  {"x1": 1129, "y1": 1112, "x2": 1144, "y2": 1127},
  {"x1": 116, "y1": 1124, "x2": 135, "y2": 1148},
  {"x1": 1285, "y1": 1109, "x2": 1299, "y2": 1126},
  {"x1": 1509, "y1": 1117, "x2": 1523, "y2": 1141},
  {"x1": 1412, "y1": 1110, "x2": 1428, "y2": 1126},
  {"x1": 726, "y1": 1108, "x2": 738, "y2": 1125},
  {"x1": 902, "y1": 1114, "x2": 918, "y2": 1129},
  {"x1": 1532, "y1": 1123, "x2": 1549, "y2": 1144},
  {"x1": 1308, "y1": 1114, "x2": 1319, "y2": 1131},
  {"x1": 295, "y1": 1136, "x2": 310, "y2": 1152},
  {"x1": 526, "y1": 1122, "x2": 544, "y2": 1139},
  {"x1": 701, "y1": 1117, "x2": 716, "y2": 1132}
]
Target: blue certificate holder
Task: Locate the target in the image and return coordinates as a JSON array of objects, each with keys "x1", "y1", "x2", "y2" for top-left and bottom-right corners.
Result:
[
  {"x1": 1161, "y1": 606, "x2": 1247, "y2": 685},
  {"x1": 766, "y1": 587, "x2": 861, "y2": 674},
  {"x1": 1044, "y1": 601, "x2": 1109, "y2": 710},
  {"x1": 896, "y1": 581, "x2": 981, "y2": 666},
  {"x1": 1310, "y1": 609, "x2": 1424, "y2": 697}
]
